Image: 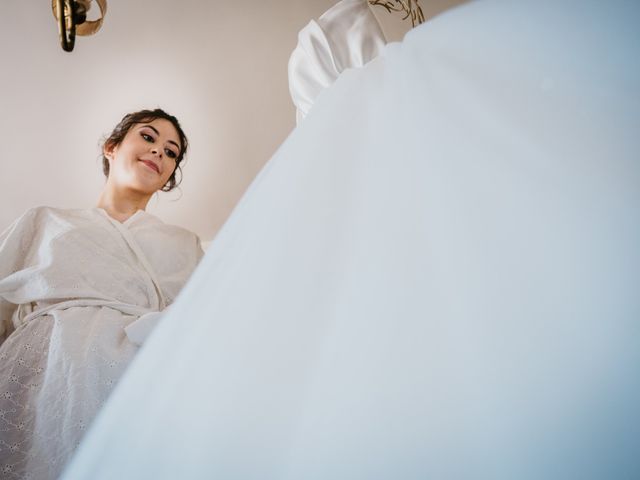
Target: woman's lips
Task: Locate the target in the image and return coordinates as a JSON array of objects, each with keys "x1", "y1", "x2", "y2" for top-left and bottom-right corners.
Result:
[{"x1": 139, "y1": 160, "x2": 160, "y2": 174}]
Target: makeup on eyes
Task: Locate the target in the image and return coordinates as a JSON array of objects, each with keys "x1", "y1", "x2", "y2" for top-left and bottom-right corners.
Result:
[{"x1": 139, "y1": 125, "x2": 180, "y2": 158}]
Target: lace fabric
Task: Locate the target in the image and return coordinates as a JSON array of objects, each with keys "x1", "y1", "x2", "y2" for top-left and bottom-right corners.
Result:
[{"x1": 0, "y1": 207, "x2": 203, "y2": 479}]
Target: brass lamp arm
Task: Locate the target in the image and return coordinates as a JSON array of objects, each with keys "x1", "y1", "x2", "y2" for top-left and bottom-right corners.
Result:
[
  {"x1": 56, "y1": 0, "x2": 77, "y2": 52},
  {"x1": 52, "y1": 0, "x2": 107, "y2": 52}
]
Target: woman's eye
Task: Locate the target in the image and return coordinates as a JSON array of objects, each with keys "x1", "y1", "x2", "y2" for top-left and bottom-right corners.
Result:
[
  {"x1": 165, "y1": 149, "x2": 178, "y2": 159},
  {"x1": 141, "y1": 133, "x2": 154, "y2": 142}
]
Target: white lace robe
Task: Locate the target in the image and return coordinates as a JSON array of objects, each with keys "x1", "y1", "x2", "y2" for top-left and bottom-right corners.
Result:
[{"x1": 0, "y1": 207, "x2": 203, "y2": 479}]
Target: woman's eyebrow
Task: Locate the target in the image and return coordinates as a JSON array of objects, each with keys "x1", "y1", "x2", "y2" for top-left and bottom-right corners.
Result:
[{"x1": 142, "y1": 125, "x2": 180, "y2": 151}]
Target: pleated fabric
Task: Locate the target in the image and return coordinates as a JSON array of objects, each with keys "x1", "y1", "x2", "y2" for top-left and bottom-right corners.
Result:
[{"x1": 63, "y1": 1, "x2": 640, "y2": 479}]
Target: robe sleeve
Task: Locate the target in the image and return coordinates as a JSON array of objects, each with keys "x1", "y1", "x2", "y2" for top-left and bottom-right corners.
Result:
[{"x1": 0, "y1": 208, "x2": 39, "y2": 344}]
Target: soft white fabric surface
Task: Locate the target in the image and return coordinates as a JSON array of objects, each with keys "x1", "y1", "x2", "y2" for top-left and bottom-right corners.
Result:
[
  {"x1": 65, "y1": 1, "x2": 639, "y2": 479},
  {"x1": 0, "y1": 207, "x2": 202, "y2": 479},
  {"x1": 124, "y1": 310, "x2": 167, "y2": 346},
  {"x1": 288, "y1": 0, "x2": 386, "y2": 123}
]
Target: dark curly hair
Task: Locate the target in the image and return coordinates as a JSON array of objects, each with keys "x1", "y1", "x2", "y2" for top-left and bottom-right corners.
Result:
[{"x1": 102, "y1": 108, "x2": 188, "y2": 192}]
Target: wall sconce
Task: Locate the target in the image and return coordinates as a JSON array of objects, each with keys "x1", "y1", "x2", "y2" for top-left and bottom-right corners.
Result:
[{"x1": 51, "y1": 0, "x2": 107, "y2": 52}]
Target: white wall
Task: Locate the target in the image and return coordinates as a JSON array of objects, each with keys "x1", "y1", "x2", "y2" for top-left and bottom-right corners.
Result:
[{"x1": 0, "y1": 0, "x2": 465, "y2": 242}]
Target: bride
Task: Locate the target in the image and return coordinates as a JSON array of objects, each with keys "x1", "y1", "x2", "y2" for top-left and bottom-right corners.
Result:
[{"x1": 64, "y1": 1, "x2": 639, "y2": 478}]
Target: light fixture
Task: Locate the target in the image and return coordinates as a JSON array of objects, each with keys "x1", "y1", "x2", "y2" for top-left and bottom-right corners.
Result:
[{"x1": 51, "y1": 0, "x2": 107, "y2": 52}]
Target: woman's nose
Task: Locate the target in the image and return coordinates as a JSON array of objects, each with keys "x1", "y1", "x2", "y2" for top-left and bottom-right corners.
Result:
[{"x1": 150, "y1": 147, "x2": 162, "y2": 157}]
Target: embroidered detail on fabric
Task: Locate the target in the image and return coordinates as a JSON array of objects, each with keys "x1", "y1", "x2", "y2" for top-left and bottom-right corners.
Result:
[{"x1": 0, "y1": 314, "x2": 136, "y2": 479}]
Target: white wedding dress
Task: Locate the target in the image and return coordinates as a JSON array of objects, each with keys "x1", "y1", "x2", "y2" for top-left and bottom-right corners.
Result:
[{"x1": 63, "y1": 1, "x2": 640, "y2": 479}]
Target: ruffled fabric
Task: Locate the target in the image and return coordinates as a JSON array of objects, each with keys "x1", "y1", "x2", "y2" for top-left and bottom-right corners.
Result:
[{"x1": 288, "y1": 0, "x2": 386, "y2": 123}]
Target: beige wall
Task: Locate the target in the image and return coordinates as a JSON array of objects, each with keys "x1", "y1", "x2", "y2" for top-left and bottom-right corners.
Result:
[{"x1": 0, "y1": 0, "x2": 466, "y2": 241}]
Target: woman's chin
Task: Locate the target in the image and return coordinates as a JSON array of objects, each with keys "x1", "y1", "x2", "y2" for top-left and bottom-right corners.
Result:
[{"x1": 128, "y1": 179, "x2": 164, "y2": 196}]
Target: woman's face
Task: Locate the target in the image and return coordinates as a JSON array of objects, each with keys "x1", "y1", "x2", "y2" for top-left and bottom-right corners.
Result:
[{"x1": 104, "y1": 118, "x2": 181, "y2": 195}]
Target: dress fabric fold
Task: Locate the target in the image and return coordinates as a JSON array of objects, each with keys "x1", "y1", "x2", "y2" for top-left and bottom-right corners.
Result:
[{"x1": 65, "y1": 1, "x2": 640, "y2": 479}]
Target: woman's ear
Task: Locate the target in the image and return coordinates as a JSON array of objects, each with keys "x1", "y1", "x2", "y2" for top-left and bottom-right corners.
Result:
[{"x1": 103, "y1": 143, "x2": 115, "y2": 161}]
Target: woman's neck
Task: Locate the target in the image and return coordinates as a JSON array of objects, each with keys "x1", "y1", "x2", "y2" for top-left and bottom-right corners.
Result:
[{"x1": 96, "y1": 187, "x2": 151, "y2": 223}]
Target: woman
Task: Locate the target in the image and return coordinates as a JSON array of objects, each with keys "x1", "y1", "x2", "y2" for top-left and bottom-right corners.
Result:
[{"x1": 0, "y1": 109, "x2": 204, "y2": 479}]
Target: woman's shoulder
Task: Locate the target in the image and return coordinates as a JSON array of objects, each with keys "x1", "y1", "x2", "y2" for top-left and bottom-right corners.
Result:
[
  {"x1": 137, "y1": 210, "x2": 195, "y2": 235},
  {"x1": 1, "y1": 206, "x2": 84, "y2": 251},
  {"x1": 4, "y1": 206, "x2": 58, "y2": 231},
  {"x1": 135, "y1": 211, "x2": 203, "y2": 249},
  {"x1": 16, "y1": 206, "x2": 93, "y2": 220},
  {"x1": 5, "y1": 207, "x2": 106, "y2": 235},
  {"x1": 132, "y1": 213, "x2": 204, "y2": 261}
]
